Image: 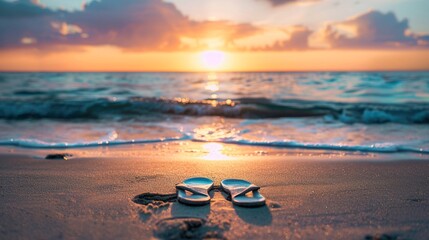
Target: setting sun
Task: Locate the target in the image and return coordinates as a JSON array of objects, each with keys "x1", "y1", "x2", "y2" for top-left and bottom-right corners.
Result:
[{"x1": 200, "y1": 50, "x2": 226, "y2": 70}]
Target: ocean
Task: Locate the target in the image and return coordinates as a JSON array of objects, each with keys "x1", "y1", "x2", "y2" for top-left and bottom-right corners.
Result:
[{"x1": 0, "y1": 72, "x2": 428, "y2": 154}]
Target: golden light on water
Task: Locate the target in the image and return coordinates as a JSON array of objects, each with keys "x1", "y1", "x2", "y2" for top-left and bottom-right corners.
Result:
[
  {"x1": 200, "y1": 50, "x2": 226, "y2": 70},
  {"x1": 202, "y1": 142, "x2": 230, "y2": 160},
  {"x1": 205, "y1": 81, "x2": 219, "y2": 92},
  {"x1": 205, "y1": 72, "x2": 220, "y2": 94}
]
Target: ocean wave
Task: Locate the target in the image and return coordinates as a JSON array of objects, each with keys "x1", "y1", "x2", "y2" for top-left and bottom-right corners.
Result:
[
  {"x1": 0, "y1": 97, "x2": 428, "y2": 124},
  {"x1": 215, "y1": 139, "x2": 429, "y2": 154},
  {"x1": 0, "y1": 136, "x2": 428, "y2": 154},
  {"x1": 0, "y1": 136, "x2": 187, "y2": 148}
]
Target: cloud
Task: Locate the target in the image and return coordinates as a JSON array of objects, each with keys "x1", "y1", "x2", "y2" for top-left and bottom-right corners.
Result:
[
  {"x1": 319, "y1": 10, "x2": 429, "y2": 49},
  {"x1": 183, "y1": 21, "x2": 262, "y2": 49},
  {"x1": 0, "y1": 1, "x2": 427, "y2": 52},
  {"x1": 70, "y1": 0, "x2": 262, "y2": 50},
  {"x1": 254, "y1": 26, "x2": 312, "y2": 50},
  {"x1": 66, "y1": 0, "x2": 190, "y2": 50},
  {"x1": 0, "y1": 0, "x2": 64, "y2": 49},
  {"x1": 262, "y1": 0, "x2": 319, "y2": 7},
  {"x1": 0, "y1": 0, "x2": 52, "y2": 18},
  {"x1": 0, "y1": 0, "x2": 262, "y2": 51}
]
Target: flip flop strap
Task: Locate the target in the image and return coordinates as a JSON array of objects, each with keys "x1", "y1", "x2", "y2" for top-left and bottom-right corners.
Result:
[
  {"x1": 176, "y1": 183, "x2": 209, "y2": 197},
  {"x1": 231, "y1": 184, "x2": 260, "y2": 198}
]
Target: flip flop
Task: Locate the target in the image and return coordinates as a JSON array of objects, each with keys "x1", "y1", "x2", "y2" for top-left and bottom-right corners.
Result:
[
  {"x1": 176, "y1": 177, "x2": 214, "y2": 205},
  {"x1": 221, "y1": 179, "x2": 266, "y2": 207}
]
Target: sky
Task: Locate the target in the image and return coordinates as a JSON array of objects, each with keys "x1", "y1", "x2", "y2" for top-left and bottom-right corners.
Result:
[{"x1": 0, "y1": 0, "x2": 428, "y2": 71}]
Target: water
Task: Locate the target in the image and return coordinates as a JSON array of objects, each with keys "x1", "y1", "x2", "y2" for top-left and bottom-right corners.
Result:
[{"x1": 0, "y1": 72, "x2": 428, "y2": 154}]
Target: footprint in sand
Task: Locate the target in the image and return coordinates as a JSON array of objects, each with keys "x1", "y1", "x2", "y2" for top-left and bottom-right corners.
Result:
[
  {"x1": 133, "y1": 193, "x2": 228, "y2": 239},
  {"x1": 132, "y1": 193, "x2": 177, "y2": 222},
  {"x1": 154, "y1": 217, "x2": 227, "y2": 240},
  {"x1": 133, "y1": 192, "x2": 177, "y2": 205},
  {"x1": 268, "y1": 201, "x2": 281, "y2": 209}
]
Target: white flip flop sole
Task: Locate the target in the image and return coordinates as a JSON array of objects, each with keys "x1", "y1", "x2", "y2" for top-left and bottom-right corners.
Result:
[
  {"x1": 221, "y1": 179, "x2": 266, "y2": 207},
  {"x1": 176, "y1": 177, "x2": 214, "y2": 206}
]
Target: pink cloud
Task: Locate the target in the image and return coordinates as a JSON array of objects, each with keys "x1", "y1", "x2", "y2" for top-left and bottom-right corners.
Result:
[{"x1": 262, "y1": 0, "x2": 319, "y2": 7}]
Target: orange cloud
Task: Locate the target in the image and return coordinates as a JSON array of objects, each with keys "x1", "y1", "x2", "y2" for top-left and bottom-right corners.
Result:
[
  {"x1": 253, "y1": 26, "x2": 312, "y2": 50},
  {"x1": 183, "y1": 21, "x2": 262, "y2": 49}
]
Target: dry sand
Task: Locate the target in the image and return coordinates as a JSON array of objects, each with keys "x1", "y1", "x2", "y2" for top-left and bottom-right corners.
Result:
[{"x1": 0, "y1": 142, "x2": 428, "y2": 240}]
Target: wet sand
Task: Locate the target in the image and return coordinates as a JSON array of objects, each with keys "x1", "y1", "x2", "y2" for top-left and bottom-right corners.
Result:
[{"x1": 0, "y1": 142, "x2": 428, "y2": 239}]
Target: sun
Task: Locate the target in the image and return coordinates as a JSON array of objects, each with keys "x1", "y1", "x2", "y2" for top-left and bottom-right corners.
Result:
[{"x1": 200, "y1": 50, "x2": 226, "y2": 70}]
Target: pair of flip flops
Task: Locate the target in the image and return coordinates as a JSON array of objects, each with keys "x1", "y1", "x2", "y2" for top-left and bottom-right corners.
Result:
[{"x1": 176, "y1": 177, "x2": 266, "y2": 207}]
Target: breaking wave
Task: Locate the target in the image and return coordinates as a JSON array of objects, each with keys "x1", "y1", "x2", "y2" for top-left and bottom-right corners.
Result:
[{"x1": 0, "y1": 97, "x2": 428, "y2": 124}]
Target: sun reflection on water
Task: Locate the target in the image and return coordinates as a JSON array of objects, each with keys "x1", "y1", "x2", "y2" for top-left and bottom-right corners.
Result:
[
  {"x1": 205, "y1": 83, "x2": 219, "y2": 92},
  {"x1": 205, "y1": 72, "x2": 220, "y2": 94},
  {"x1": 202, "y1": 142, "x2": 230, "y2": 160}
]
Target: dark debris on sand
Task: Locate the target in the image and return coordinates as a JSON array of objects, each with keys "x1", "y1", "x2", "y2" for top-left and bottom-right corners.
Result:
[
  {"x1": 45, "y1": 153, "x2": 73, "y2": 160},
  {"x1": 364, "y1": 233, "x2": 410, "y2": 240}
]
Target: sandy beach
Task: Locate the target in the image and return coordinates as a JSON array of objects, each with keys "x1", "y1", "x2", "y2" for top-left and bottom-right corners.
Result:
[{"x1": 1, "y1": 142, "x2": 428, "y2": 240}]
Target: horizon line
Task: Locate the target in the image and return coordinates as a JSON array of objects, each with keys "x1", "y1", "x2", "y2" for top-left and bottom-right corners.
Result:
[{"x1": 1, "y1": 69, "x2": 429, "y2": 73}]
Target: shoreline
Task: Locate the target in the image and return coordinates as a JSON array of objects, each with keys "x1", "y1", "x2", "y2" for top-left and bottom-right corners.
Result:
[
  {"x1": 1, "y1": 143, "x2": 428, "y2": 239},
  {"x1": 1, "y1": 141, "x2": 428, "y2": 162}
]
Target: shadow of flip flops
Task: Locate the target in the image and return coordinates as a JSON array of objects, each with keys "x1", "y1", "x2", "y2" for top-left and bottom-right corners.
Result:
[
  {"x1": 217, "y1": 187, "x2": 273, "y2": 226},
  {"x1": 171, "y1": 202, "x2": 211, "y2": 219},
  {"x1": 171, "y1": 186, "x2": 216, "y2": 219},
  {"x1": 234, "y1": 205, "x2": 273, "y2": 226}
]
